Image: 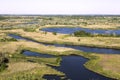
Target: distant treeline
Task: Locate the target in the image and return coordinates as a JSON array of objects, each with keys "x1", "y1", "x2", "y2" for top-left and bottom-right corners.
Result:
[
  {"x1": 1, "y1": 15, "x2": 120, "y2": 29},
  {"x1": 0, "y1": 16, "x2": 6, "y2": 20}
]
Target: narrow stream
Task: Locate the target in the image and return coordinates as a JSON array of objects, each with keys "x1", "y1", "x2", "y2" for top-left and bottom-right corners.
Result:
[{"x1": 9, "y1": 34, "x2": 120, "y2": 54}]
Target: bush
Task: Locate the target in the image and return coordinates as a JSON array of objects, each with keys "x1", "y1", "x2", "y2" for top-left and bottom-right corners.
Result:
[
  {"x1": 0, "y1": 63, "x2": 7, "y2": 72},
  {"x1": 0, "y1": 54, "x2": 9, "y2": 72},
  {"x1": 0, "y1": 16, "x2": 6, "y2": 20},
  {"x1": 43, "y1": 31, "x2": 47, "y2": 35},
  {"x1": 74, "y1": 30, "x2": 91, "y2": 37},
  {"x1": 78, "y1": 39, "x2": 81, "y2": 41},
  {"x1": 0, "y1": 37, "x2": 17, "y2": 42},
  {"x1": 52, "y1": 32, "x2": 57, "y2": 35},
  {"x1": 23, "y1": 28, "x2": 36, "y2": 32}
]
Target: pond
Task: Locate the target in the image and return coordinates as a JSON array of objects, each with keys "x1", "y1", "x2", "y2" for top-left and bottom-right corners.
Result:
[
  {"x1": 41, "y1": 27, "x2": 120, "y2": 35},
  {"x1": 23, "y1": 50, "x2": 113, "y2": 80}
]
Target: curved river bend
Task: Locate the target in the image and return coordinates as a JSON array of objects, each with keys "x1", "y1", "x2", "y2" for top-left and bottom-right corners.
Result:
[
  {"x1": 23, "y1": 50, "x2": 113, "y2": 80},
  {"x1": 9, "y1": 34, "x2": 120, "y2": 54},
  {"x1": 9, "y1": 33, "x2": 118, "y2": 80}
]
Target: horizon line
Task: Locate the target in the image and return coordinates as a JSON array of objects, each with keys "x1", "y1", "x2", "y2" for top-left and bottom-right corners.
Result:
[{"x1": 1, "y1": 14, "x2": 120, "y2": 16}]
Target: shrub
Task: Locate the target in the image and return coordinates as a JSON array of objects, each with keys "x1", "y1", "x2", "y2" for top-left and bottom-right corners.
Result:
[
  {"x1": 0, "y1": 54, "x2": 9, "y2": 72},
  {"x1": 78, "y1": 39, "x2": 81, "y2": 41},
  {"x1": 0, "y1": 37, "x2": 17, "y2": 42},
  {"x1": 52, "y1": 32, "x2": 57, "y2": 35},
  {"x1": 74, "y1": 30, "x2": 91, "y2": 37},
  {"x1": 23, "y1": 28, "x2": 36, "y2": 32}
]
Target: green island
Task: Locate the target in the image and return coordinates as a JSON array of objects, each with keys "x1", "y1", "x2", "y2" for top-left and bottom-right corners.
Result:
[{"x1": 0, "y1": 15, "x2": 120, "y2": 80}]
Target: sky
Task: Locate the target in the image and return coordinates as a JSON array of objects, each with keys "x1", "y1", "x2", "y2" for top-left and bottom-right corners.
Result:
[{"x1": 0, "y1": 0, "x2": 120, "y2": 15}]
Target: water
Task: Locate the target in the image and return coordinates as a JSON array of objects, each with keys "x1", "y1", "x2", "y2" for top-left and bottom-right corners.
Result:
[
  {"x1": 43, "y1": 75, "x2": 62, "y2": 80},
  {"x1": 51, "y1": 56, "x2": 112, "y2": 80},
  {"x1": 8, "y1": 34, "x2": 27, "y2": 40},
  {"x1": 23, "y1": 50, "x2": 55, "y2": 58},
  {"x1": 9, "y1": 34, "x2": 117, "y2": 80},
  {"x1": 9, "y1": 34, "x2": 120, "y2": 54},
  {"x1": 41, "y1": 27, "x2": 120, "y2": 35},
  {"x1": 55, "y1": 44, "x2": 120, "y2": 54},
  {"x1": 8, "y1": 34, "x2": 54, "y2": 46},
  {"x1": 23, "y1": 50, "x2": 113, "y2": 80}
]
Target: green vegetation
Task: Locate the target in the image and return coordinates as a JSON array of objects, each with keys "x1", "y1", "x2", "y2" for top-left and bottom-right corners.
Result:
[
  {"x1": 1, "y1": 15, "x2": 120, "y2": 30},
  {"x1": 84, "y1": 54, "x2": 120, "y2": 80},
  {"x1": 23, "y1": 28, "x2": 36, "y2": 32},
  {"x1": 43, "y1": 31, "x2": 47, "y2": 35},
  {"x1": 37, "y1": 16, "x2": 120, "y2": 27},
  {"x1": 0, "y1": 53, "x2": 8, "y2": 72},
  {"x1": 0, "y1": 39, "x2": 119, "y2": 80},
  {"x1": 0, "y1": 33, "x2": 17, "y2": 42},
  {"x1": 74, "y1": 30, "x2": 120, "y2": 37},
  {"x1": 0, "y1": 16, "x2": 6, "y2": 20},
  {"x1": 0, "y1": 41, "x2": 68, "y2": 80},
  {"x1": 52, "y1": 32, "x2": 57, "y2": 35},
  {"x1": 78, "y1": 38, "x2": 80, "y2": 41},
  {"x1": 0, "y1": 37, "x2": 17, "y2": 42},
  {"x1": 74, "y1": 30, "x2": 91, "y2": 37},
  {"x1": 0, "y1": 15, "x2": 120, "y2": 80},
  {"x1": 9, "y1": 30, "x2": 120, "y2": 50}
]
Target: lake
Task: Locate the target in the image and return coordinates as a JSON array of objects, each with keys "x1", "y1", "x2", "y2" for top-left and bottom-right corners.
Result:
[{"x1": 41, "y1": 27, "x2": 120, "y2": 35}]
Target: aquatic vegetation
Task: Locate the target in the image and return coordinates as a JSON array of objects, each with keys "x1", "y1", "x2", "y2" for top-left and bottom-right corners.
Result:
[
  {"x1": 0, "y1": 15, "x2": 120, "y2": 80},
  {"x1": 52, "y1": 32, "x2": 57, "y2": 35},
  {"x1": 74, "y1": 30, "x2": 120, "y2": 37}
]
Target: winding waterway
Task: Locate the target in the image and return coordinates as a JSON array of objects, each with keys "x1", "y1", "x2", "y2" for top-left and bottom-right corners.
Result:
[
  {"x1": 9, "y1": 34, "x2": 120, "y2": 54},
  {"x1": 8, "y1": 33, "x2": 118, "y2": 80},
  {"x1": 23, "y1": 50, "x2": 113, "y2": 80},
  {"x1": 9, "y1": 27, "x2": 120, "y2": 80}
]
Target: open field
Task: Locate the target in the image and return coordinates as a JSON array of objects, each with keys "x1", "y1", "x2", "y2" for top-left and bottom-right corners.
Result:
[
  {"x1": 0, "y1": 62, "x2": 64, "y2": 80},
  {"x1": 2, "y1": 28, "x2": 120, "y2": 49},
  {"x1": 0, "y1": 39, "x2": 120, "y2": 79},
  {"x1": 85, "y1": 53, "x2": 120, "y2": 80},
  {"x1": 1, "y1": 16, "x2": 120, "y2": 30},
  {"x1": 0, "y1": 16, "x2": 120, "y2": 80},
  {"x1": 0, "y1": 41, "x2": 67, "y2": 80}
]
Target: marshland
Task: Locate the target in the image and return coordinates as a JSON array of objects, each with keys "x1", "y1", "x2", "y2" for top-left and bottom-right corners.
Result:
[{"x1": 0, "y1": 15, "x2": 120, "y2": 80}]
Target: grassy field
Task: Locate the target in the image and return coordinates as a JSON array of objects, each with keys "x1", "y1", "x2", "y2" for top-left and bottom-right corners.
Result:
[
  {"x1": 0, "y1": 39, "x2": 75, "y2": 80},
  {"x1": 0, "y1": 62, "x2": 64, "y2": 80},
  {"x1": 0, "y1": 16, "x2": 120, "y2": 80},
  {"x1": 84, "y1": 53, "x2": 120, "y2": 80},
  {"x1": 0, "y1": 39, "x2": 120, "y2": 79},
  {"x1": 39, "y1": 24, "x2": 120, "y2": 30},
  {"x1": 1, "y1": 16, "x2": 120, "y2": 30},
  {"x1": 0, "y1": 41, "x2": 65, "y2": 80},
  {"x1": 2, "y1": 28, "x2": 120, "y2": 49}
]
